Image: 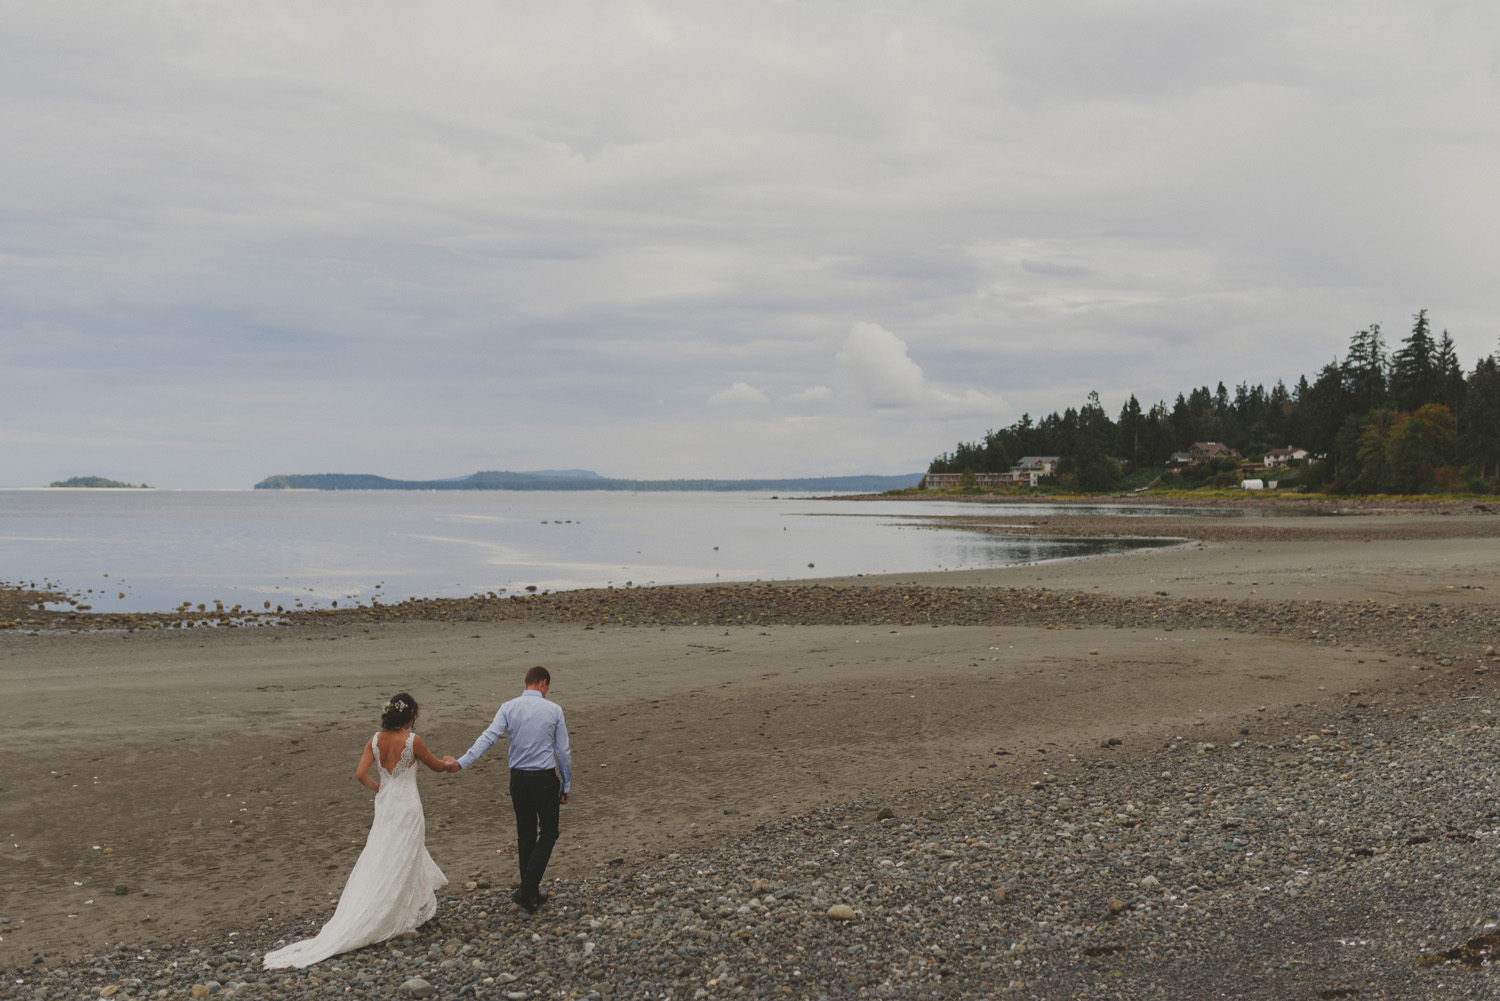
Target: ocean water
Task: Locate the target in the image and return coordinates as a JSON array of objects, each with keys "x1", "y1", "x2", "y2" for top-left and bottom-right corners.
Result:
[{"x1": 0, "y1": 490, "x2": 1206, "y2": 614}]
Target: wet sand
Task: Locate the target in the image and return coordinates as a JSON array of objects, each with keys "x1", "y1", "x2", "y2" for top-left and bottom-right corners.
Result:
[{"x1": 4, "y1": 509, "x2": 1498, "y2": 968}]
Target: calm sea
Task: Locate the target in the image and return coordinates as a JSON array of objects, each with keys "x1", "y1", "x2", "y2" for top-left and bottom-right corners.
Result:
[{"x1": 0, "y1": 490, "x2": 1208, "y2": 614}]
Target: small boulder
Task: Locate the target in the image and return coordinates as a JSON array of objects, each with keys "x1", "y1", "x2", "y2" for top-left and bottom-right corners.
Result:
[
  {"x1": 402, "y1": 978, "x2": 436, "y2": 999},
  {"x1": 826, "y1": 904, "x2": 857, "y2": 920}
]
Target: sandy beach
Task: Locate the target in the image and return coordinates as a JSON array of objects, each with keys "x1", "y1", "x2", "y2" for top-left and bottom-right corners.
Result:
[{"x1": 5, "y1": 505, "x2": 1500, "y2": 995}]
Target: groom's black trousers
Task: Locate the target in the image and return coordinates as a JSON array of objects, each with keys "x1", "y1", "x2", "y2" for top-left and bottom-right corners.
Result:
[{"x1": 509, "y1": 768, "x2": 561, "y2": 900}]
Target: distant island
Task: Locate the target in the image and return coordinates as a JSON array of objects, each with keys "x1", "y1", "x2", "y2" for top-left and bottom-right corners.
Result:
[
  {"x1": 50, "y1": 476, "x2": 151, "y2": 488},
  {"x1": 254, "y1": 469, "x2": 922, "y2": 492}
]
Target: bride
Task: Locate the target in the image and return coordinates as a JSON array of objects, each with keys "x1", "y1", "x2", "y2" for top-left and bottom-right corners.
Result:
[{"x1": 264, "y1": 693, "x2": 454, "y2": 969}]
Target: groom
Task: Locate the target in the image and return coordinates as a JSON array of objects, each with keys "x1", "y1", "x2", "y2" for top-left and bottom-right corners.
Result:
[{"x1": 449, "y1": 665, "x2": 573, "y2": 913}]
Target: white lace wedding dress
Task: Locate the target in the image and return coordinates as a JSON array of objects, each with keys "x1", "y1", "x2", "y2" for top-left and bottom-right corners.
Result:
[{"x1": 263, "y1": 732, "x2": 448, "y2": 969}]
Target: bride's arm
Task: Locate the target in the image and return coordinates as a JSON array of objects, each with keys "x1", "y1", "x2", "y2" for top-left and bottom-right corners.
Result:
[
  {"x1": 411, "y1": 734, "x2": 450, "y2": 773},
  {"x1": 355, "y1": 742, "x2": 380, "y2": 791}
]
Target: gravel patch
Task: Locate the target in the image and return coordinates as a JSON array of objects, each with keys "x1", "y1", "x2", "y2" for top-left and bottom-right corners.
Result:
[{"x1": 11, "y1": 675, "x2": 1500, "y2": 999}]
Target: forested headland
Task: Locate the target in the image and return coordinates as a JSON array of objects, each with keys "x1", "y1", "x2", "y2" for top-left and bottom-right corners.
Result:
[
  {"x1": 48, "y1": 476, "x2": 151, "y2": 488},
  {"x1": 929, "y1": 310, "x2": 1500, "y2": 495}
]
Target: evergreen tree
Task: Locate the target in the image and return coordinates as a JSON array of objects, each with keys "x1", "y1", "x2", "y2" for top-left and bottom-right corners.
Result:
[
  {"x1": 1287, "y1": 375, "x2": 1315, "y2": 449},
  {"x1": 1187, "y1": 386, "x2": 1217, "y2": 442},
  {"x1": 1143, "y1": 401, "x2": 1173, "y2": 466},
  {"x1": 1333, "y1": 412, "x2": 1366, "y2": 489},
  {"x1": 1060, "y1": 391, "x2": 1122, "y2": 491},
  {"x1": 980, "y1": 428, "x2": 1012, "y2": 473},
  {"x1": 1300, "y1": 361, "x2": 1350, "y2": 457},
  {"x1": 1117, "y1": 395, "x2": 1145, "y2": 467},
  {"x1": 1169, "y1": 394, "x2": 1194, "y2": 448},
  {"x1": 1353, "y1": 410, "x2": 1400, "y2": 492},
  {"x1": 1343, "y1": 324, "x2": 1387, "y2": 410},
  {"x1": 1461, "y1": 356, "x2": 1500, "y2": 480},
  {"x1": 1435, "y1": 330, "x2": 1466, "y2": 412},
  {"x1": 1389, "y1": 309, "x2": 1437, "y2": 411},
  {"x1": 1264, "y1": 380, "x2": 1293, "y2": 447}
]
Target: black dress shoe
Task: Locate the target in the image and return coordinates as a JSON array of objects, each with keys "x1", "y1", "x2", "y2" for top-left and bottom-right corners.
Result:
[
  {"x1": 535, "y1": 889, "x2": 549, "y2": 904},
  {"x1": 510, "y1": 889, "x2": 538, "y2": 913}
]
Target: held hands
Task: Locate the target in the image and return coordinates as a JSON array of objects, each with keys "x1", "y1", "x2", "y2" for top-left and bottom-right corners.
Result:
[{"x1": 442, "y1": 756, "x2": 461, "y2": 773}]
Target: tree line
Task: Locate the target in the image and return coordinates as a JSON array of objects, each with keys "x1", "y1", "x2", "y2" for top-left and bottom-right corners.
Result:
[
  {"x1": 929, "y1": 310, "x2": 1500, "y2": 494},
  {"x1": 49, "y1": 476, "x2": 151, "y2": 488}
]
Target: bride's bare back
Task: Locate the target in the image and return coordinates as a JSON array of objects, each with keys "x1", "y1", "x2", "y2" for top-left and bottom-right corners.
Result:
[{"x1": 357, "y1": 728, "x2": 449, "y2": 790}]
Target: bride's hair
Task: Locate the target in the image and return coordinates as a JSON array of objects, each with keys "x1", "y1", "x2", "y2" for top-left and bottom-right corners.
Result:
[{"x1": 380, "y1": 692, "x2": 418, "y2": 730}]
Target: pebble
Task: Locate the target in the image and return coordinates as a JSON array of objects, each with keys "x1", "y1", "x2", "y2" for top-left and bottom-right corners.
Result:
[
  {"x1": 10, "y1": 535, "x2": 1500, "y2": 997},
  {"x1": 17, "y1": 675, "x2": 1500, "y2": 999}
]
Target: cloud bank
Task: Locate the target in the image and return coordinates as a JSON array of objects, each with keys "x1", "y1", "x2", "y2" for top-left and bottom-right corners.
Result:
[
  {"x1": 838, "y1": 323, "x2": 1004, "y2": 416},
  {"x1": 2, "y1": 1, "x2": 1497, "y2": 486}
]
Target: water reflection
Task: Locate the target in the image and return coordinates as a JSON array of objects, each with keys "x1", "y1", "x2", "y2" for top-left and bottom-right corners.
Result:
[
  {"x1": 809, "y1": 502, "x2": 1245, "y2": 520},
  {"x1": 0, "y1": 491, "x2": 1207, "y2": 614},
  {"x1": 930, "y1": 535, "x2": 1179, "y2": 570}
]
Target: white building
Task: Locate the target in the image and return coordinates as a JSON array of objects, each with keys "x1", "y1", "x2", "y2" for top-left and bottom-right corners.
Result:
[{"x1": 1262, "y1": 447, "x2": 1310, "y2": 469}]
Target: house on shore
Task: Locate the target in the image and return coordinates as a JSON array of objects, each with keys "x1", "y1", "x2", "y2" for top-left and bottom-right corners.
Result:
[
  {"x1": 922, "y1": 456, "x2": 1060, "y2": 490},
  {"x1": 1166, "y1": 442, "x2": 1242, "y2": 468},
  {"x1": 1261, "y1": 446, "x2": 1310, "y2": 468},
  {"x1": 1189, "y1": 441, "x2": 1241, "y2": 461}
]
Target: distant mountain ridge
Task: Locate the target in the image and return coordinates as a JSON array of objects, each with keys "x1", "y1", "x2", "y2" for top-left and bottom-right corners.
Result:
[{"x1": 253, "y1": 470, "x2": 921, "y2": 492}]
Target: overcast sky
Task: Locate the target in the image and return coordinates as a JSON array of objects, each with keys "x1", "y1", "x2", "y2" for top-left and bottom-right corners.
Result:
[{"x1": 3, "y1": 1, "x2": 1498, "y2": 488}]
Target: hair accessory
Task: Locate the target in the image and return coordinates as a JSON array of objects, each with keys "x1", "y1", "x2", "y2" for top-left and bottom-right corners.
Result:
[{"x1": 383, "y1": 698, "x2": 409, "y2": 714}]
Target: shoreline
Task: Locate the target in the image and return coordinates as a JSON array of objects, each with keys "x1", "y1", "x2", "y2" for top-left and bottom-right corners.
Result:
[
  {"x1": 5, "y1": 501, "x2": 1498, "y2": 632},
  {"x1": 6, "y1": 508, "x2": 1500, "y2": 995},
  {"x1": 828, "y1": 491, "x2": 1500, "y2": 513}
]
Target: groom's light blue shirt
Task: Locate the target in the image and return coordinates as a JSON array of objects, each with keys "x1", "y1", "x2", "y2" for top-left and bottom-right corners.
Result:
[{"x1": 457, "y1": 689, "x2": 572, "y2": 793}]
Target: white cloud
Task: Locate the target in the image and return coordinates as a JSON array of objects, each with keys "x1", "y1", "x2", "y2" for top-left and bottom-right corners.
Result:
[
  {"x1": 709, "y1": 382, "x2": 769, "y2": 406},
  {"x1": 784, "y1": 385, "x2": 833, "y2": 403},
  {"x1": 837, "y1": 322, "x2": 1004, "y2": 416}
]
